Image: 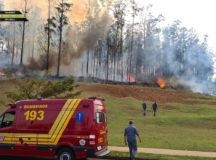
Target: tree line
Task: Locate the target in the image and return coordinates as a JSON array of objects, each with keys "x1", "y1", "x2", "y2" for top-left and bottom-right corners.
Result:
[{"x1": 0, "y1": 0, "x2": 214, "y2": 83}]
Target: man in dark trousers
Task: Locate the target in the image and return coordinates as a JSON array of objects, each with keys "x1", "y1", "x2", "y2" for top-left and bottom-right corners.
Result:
[
  {"x1": 142, "y1": 101, "x2": 147, "y2": 116},
  {"x1": 124, "y1": 120, "x2": 141, "y2": 160},
  {"x1": 152, "y1": 101, "x2": 158, "y2": 116}
]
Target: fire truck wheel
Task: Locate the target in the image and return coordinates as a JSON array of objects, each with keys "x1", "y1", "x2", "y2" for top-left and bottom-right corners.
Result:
[{"x1": 57, "y1": 148, "x2": 75, "y2": 160}]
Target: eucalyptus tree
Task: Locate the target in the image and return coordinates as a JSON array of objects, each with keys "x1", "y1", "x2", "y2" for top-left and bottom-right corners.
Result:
[
  {"x1": 83, "y1": 0, "x2": 102, "y2": 77},
  {"x1": 111, "y1": 0, "x2": 126, "y2": 81},
  {"x1": 54, "y1": 0, "x2": 72, "y2": 77},
  {"x1": 20, "y1": 0, "x2": 28, "y2": 66},
  {"x1": 128, "y1": 0, "x2": 140, "y2": 80}
]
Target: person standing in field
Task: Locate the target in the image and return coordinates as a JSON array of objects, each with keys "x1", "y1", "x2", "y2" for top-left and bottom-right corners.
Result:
[
  {"x1": 124, "y1": 120, "x2": 141, "y2": 160},
  {"x1": 152, "y1": 101, "x2": 158, "y2": 116},
  {"x1": 142, "y1": 101, "x2": 147, "y2": 116}
]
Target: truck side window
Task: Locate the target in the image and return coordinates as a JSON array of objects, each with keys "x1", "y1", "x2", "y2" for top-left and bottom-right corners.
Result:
[
  {"x1": 104, "y1": 113, "x2": 107, "y2": 123},
  {"x1": 0, "y1": 116, "x2": 3, "y2": 125},
  {"x1": 96, "y1": 112, "x2": 103, "y2": 123},
  {"x1": 0, "y1": 112, "x2": 15, "y2": 128}
]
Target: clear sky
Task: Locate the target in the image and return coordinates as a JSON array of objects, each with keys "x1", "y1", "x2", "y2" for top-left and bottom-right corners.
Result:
[{"x1": 136, "y1": 0, "x2": 216, "y2": 52}]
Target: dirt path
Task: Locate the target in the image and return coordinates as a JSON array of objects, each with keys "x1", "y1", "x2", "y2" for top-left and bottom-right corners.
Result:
[
  {"x1": 109, "y1": 146, "x2": 216, "y2": 158},
  {"x1": 1, "y1": 148, "x2": 215, "y2": 160}
]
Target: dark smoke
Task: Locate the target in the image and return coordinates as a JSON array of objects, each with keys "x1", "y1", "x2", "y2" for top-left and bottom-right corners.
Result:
[{"x1": 27, "y1": 13, "x2": 111, "y2": 71}]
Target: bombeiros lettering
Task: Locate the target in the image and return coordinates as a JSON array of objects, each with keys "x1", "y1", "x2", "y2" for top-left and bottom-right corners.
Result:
[{"x1": 24, "y1": 105, "x2": 48, "y2": 109}]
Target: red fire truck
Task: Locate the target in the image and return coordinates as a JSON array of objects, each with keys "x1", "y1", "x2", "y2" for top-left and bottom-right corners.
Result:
[{"x1": 0, "y1": 97, "x2": 109, "y2": 160}]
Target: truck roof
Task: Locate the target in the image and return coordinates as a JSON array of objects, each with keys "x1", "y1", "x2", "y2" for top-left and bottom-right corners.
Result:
[
  {"x1": 15, "y1": 99, "x2": 68, "y2": 105},
  {"x1": 4, "y1": 98, "x2": 105, "y2": 110},
  {"x1": 16, "y1": 97, "x2": 104, "y2": 103},
  {"x1": 14, "y1": 98, "x2": 104, "y2": 105}
]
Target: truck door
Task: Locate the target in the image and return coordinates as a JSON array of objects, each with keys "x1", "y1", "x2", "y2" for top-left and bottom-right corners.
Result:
[
  {"x1": 95, "y1": 112, "x2": 108, "y2": 151},
  {"x1": 0, "y1": 111, "x2": 16, "y2": 155},
  {"x1": 13, "y1": 106, "x2": 38, "y2": 156},
  {"x1": 94, "y1": 100, "x2": 108, "y2": 155}
]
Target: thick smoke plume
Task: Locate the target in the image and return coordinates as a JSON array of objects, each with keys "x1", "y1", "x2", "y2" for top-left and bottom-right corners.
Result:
[
  {"x1": 26, "y1": 0, "x2": 112, "y2": 72},
  {"x1": 140, "y1": 21, "x2": 215, "y2": 95},
  {"x1": 27, "y1": 12, "x2": 111, "y2": 71}
]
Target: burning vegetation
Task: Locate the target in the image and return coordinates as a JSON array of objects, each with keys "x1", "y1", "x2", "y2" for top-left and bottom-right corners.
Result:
[
  {"x1": 128, "y1": 75, "x2": 136, "y2": 83},
  {"x1": 0, "y1": 70, "x2": 6, "y2": 79},
  {"x1": 156, "y1": 78, "x2": 166, "y2": 89}
]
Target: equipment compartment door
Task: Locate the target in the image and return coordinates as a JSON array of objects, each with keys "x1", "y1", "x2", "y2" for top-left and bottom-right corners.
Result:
[{"x1": 13, "y1": 106, "x2": 38, "y2": 156}]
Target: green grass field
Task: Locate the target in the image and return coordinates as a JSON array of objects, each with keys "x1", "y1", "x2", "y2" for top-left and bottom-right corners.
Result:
[
  {"x1": 108, "y1": 96, "x2": 216, "y2": 152},
  {"x1": 0, "y1": 80, "x2": 216, "y2": 160},
  {"x1": 81, "y1": 90, "x2": 216, "y2": 152}
]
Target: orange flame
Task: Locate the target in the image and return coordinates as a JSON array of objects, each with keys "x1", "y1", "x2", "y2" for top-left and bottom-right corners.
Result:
[
  {"x1": 128, "y1": 75, "x2": 136, "y2": 83},
  {"x1": 157, "y1": 78, "x2": 166, "y2": 89},
  {"x1": 0, "y1": 71, "x2": 6, "y2": 77}
]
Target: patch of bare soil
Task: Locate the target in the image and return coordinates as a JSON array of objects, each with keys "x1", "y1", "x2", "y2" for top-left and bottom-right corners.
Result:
[
  {"x1": 0, "y1": 80, "x2": 213, "y2": 105},
  {"x1": 79, "y1": 83, "x2": 206, "y2": 104}
]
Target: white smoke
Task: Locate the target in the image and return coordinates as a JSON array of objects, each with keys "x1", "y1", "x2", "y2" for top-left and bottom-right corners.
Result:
[
  {"x1": 0, "y1": 47, "x2": 11, "y2": 68},
  {"x1": 160, "y1": 23, "x2": 215, "y2": 95},
  {"x1": 0, "y1": 0, "x2": 3, "y2": 10}
]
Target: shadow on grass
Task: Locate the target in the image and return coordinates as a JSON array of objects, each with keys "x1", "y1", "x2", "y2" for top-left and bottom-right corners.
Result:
[{"x1": 0, "y1": 156, "x2": 158, "y2": 160}]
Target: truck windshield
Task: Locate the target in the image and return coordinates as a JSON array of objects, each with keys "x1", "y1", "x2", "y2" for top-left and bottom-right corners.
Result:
[{"x1": 0, "y1": 112, "x2": 15, "y2": 128}]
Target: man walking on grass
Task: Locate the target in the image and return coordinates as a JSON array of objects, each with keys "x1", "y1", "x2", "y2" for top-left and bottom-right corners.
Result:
[
  {"x1": 124, "y1": 120, "x2": 141, "y2": 160},
  {"x1": 152, "y1": 101, "x2": 158, "y2": 116},
  {"x1": 142, "y1": 101, "x2": 147, "y2": 116}
]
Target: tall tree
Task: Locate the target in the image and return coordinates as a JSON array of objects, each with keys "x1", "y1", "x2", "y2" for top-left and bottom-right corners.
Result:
[
  {"x1": 128, "y1": 0, "x2": 140, "y2": 81},
  {"x1": 55, "y1": 0, "x2": 72, "y2": 77},
  {"x1": 11, "y1": 24, "x2": 16, "y2": 67},
  {"x1": 45, "y1": 0, "x2": 56, "y2": 73},
  {"x1": 112, "y1": 0, "x2": 126, "y2": 81},
  {"x1": 46, "y1": 0, "x2": 51, "y2": 72},
  {"x1": 84, "y1": 0, "x2": 101, "y2": 77},
  {"x1": 20, "y1": 0, "x2": 28, "y2": 66}
]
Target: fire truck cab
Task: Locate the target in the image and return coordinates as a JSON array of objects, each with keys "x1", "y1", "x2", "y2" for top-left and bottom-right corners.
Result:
[{"x1": 0, "y1": 97, "x2": 109, "y2": 160}]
